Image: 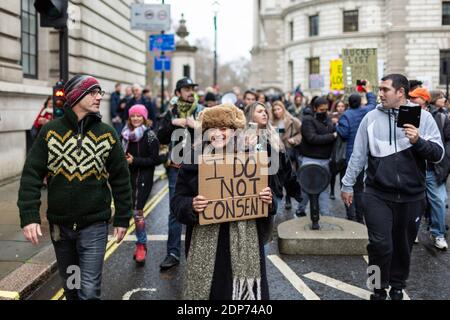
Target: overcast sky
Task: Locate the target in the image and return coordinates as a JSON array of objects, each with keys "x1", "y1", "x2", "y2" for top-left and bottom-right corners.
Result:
[{"x1": 144, "y1": 0, "x2": 254, "y2": 63}]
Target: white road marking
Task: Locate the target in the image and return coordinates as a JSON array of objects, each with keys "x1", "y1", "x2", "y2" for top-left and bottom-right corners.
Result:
[
  {"x1": 108, "y1": 234, "x2": 186, "y2": 242},
  {"x1": 363, "y1": 255, "x2": 369, "y2": 264},
  {"x1": 267, "y1": 255, "x2": 320, "y2": 300},
  {"x1": 122, "y1": 288, "x2": 157, "y2": 300},
  {"x1": 304, "y1": 272, "x2": 372, "y2": 300}
]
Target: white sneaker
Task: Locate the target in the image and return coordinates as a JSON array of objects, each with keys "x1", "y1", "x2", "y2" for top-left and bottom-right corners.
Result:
[{"x1": 434, "y1": 237, "x2": 448, "y2": 250}]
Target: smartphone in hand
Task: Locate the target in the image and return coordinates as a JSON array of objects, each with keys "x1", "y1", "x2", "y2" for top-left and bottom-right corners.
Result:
[{"x1": 396, "y1": 105, "x2": 421, "y2": 128}]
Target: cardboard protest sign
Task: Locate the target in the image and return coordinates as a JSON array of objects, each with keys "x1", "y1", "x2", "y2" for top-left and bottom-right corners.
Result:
[
  {"x1": 198, "y1": 152, "x2": 269, "y2": 225},
  {"x1": 342, "y1": 48, "x2": 378, "y2": 95},
  {"x1": 330, "y1": 59, "x2": 344, "y2": 91}
]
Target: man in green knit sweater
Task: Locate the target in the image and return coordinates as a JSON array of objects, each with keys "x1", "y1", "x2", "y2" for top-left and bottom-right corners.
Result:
[{"x1": 17, "y1": 74, "x2": 132, "y2": 300}]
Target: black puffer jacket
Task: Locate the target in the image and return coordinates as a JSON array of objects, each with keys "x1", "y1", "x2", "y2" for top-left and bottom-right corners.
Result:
[{"x1": 299, "y1": 114, "x2": 336, "y2": 159}]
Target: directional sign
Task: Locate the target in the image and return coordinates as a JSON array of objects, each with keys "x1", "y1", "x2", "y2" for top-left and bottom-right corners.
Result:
[
  {"x1": 154, "y1": 56, "x2": 171, "y2": 72},
  {"x1": 149, "y1": 34, "x2": 175, "y2": 52},
  {"x1": 131, "y1": 4, "x2": 170, "y2": 31}
]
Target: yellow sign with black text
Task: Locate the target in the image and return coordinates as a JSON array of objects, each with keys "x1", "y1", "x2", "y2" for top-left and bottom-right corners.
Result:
[{"x1": 330, "y1": 59, "x2": 344, "y2": 91}]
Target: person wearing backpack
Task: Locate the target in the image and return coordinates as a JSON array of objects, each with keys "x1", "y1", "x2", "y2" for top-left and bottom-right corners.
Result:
[{"x1": 122, "y1": 104, "x2": 161, "y2": 264}]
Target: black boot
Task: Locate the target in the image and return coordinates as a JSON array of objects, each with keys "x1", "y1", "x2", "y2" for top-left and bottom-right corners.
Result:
[
  {"x1": 295, "y1": 208, "x2": 306, "y2": 217},
  {"x1": 389, "y1": 288, "x2": 404, "y2": 300},
  {"x1": 370, "y1": 289, "x2": 387, "y2": 300},
  {"x1": 285, "y1": 196, "x2": 292, "y2": 210}
]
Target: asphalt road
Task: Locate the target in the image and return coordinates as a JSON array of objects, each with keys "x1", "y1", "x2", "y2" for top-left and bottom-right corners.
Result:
[{"x1": 28, "y1": 177, "x2": 450, "y2": 300}]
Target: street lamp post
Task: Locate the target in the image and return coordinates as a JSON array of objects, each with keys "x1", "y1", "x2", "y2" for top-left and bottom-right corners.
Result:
[{"x1": 212, "y1": 1, "x2": 219, "y2": 88}]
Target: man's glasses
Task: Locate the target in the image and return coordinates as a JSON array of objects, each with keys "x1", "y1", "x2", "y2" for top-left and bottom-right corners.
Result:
[{"x1": 84, "y1": 89, "x2": 105, "y2": 97}]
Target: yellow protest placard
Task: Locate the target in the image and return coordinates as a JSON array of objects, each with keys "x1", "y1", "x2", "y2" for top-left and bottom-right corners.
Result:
[{"x1": 330, "y1": 59, "x2": 344, "y2": 91}]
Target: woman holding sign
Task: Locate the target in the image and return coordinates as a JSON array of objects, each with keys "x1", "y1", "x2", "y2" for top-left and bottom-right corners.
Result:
[{"x1": 172, "y1": 103, "x2": 276, "y2": 300}]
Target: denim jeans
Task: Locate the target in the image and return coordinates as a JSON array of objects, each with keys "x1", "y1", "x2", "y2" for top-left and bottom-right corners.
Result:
[
  {"x1": 425, "y1": 170, "x2": 447, "y2": 238},
  {"x1": 51, "y1": 221, "x2": 108, "y2": 300},
  {"x1": 297, "y1": 157, "x2": 331, "y2": 216},
  {"x1": 167, "y1": 166, "x2": 182, "y2": 259},
  {"x1": 133, "y1": 210, "x2": 147, "y2": 245},
  {"x1": 275, "y1": 196, "x2": 283, "y2": 214}
]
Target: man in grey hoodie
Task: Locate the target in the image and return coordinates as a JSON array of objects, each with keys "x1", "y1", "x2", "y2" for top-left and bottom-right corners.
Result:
[{"x1": 341, "y1": 74, "x2": 444, "y2": 300}]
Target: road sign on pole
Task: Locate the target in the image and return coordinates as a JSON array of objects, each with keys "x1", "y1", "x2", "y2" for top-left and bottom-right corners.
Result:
[
  {"x1": 149, "y1": 34, "x2": 175, "y2": 52},
  {"x1": 154, "y1": 56, "x2": 171, "y2": 72},
  {"x1": 131, "y1": 4, "x2": 170, "y2": 31}
]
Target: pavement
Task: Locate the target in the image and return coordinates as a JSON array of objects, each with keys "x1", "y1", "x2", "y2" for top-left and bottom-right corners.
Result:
[
  {"x1": 0, "y1": 176, "x2": 53, "y2": 300},
  {"x1": 0, "y1": 168, "x2": 167, "y2": 300}
]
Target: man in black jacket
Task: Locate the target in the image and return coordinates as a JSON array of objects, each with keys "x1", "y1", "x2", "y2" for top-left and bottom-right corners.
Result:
[
  {"x1": 110, "y1": 83, "x2": 122, "y2": 134},
  {"x1": 157, "y1": 77, "x2": 203, "y2": 270}
]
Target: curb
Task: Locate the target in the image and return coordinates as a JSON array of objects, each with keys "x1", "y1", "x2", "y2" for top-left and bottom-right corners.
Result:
[
  {"x1": 0, "y1": 171, "x2": 167, "y2": 300},
  {"x1": 0, "y1": 245, "x2": 57, "y2": 300}
]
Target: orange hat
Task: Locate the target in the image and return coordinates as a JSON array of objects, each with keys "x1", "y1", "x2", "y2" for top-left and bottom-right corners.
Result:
[{"x1": 409, "y1": 88, "x2": 431, "y2": 103}]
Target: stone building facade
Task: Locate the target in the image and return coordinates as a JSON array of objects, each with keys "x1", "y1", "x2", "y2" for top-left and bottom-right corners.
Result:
[
  {"x1": 0, "y1": 0, "x2": 146, "y2": 181},
  {"x1": 250, "y1": 0, "x2": 450, "y2": 95}
]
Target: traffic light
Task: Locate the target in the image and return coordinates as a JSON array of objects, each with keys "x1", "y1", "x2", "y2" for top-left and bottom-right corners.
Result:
[
  {"x1": 53, "y1": 81, "x2": 65, "y2": 118},
  {"x1": 34, "y1": 0, "x2": 68, "y2": 28}
]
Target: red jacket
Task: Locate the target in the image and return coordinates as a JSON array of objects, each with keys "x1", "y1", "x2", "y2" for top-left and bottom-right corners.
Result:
[{"x1": 33, "y1": 106, "x2": 53, "y2": 129}]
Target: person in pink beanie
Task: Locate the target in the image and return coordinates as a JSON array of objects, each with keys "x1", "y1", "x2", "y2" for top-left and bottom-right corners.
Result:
[{"x1": 121, "y1": 104, "x2": 161, "y2": 265}]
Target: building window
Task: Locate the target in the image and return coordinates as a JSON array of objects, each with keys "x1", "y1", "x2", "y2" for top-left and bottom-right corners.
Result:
[
  {"x1": 309, "y1": 57, "x2": 320, "y2": 75},
  {"x1": 288, "y1": 61, "x2": 294, "y2": 90},
  {"x1": 21, "y1": 0, "x2": 38, "y2": 78},
  {"x1": 443, "y1": 1, "x2": 450, "y2": 25},
  {"x1": 183, "y1": 65, "x2": 191, "y2": 78},
  {"x1": 440, "y1": 50, "x2": 450, "y2": 85},
  {"x1": 309, "y1": 15, "x2": 319, "y2": 37},
  {"x1": 343, "y1": 10, "x2": 359, "y2": 32},
  {"x1": 289, "y1": 21, "x2": 294, "y2": 41}
]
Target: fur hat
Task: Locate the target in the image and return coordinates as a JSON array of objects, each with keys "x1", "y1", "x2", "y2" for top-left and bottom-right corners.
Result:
[{"x1": 198, "y1": 103, "x2": 246, "y2": 132}]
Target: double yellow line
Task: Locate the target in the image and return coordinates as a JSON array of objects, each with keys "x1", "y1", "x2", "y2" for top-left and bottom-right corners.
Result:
[{"x1": 51, "y1": 184, "x2": 169, "y2": 300}]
